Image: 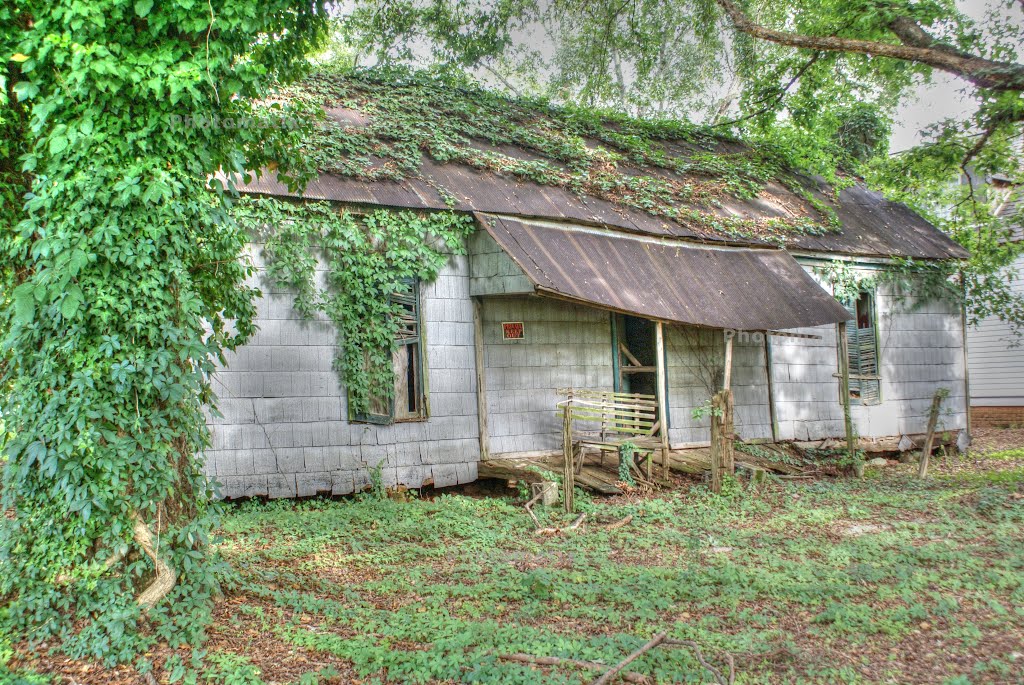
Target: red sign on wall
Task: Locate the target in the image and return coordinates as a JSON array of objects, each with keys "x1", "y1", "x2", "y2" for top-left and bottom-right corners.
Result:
[{"x1": 502, "y1": 322, "x2": 525, "y2": 340}]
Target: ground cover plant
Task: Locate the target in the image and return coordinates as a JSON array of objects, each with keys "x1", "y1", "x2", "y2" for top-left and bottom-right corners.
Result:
[{"x1": 3, "y1": 443, "x2": 1022, "y2": 685}]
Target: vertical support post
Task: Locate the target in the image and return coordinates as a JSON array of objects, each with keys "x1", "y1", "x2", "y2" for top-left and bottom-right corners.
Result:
[
  {"x1": 472, "y1": 297, "x2": 489, "y2": 461},
  {"x1": 610, "y1": 313, "x2": 622, "y2": 393},
  {"x1": 838, "y1": 321, "x2": 859, "y2": 476},
  {"x1": 960, "y1": 274, "x2": 972, "y2": 439},
  {"x1": 723, "y1": 333, "x2": 734, "y2": 390},
  {"x1": 764, "y1": 332, "x2": 779, "y2": 442},
  {"x1": 562, "y1": 399, "x2": 575, "y2": 513},
  {"x1": 655, "y1": 321, "x2": 670, "y2": 479},
  {"x1": 918, "y1": 390, "x2": 946, "y2": 478},
  {"x1": 710, "y1": 389, "x2": 734, "y2": 494}
]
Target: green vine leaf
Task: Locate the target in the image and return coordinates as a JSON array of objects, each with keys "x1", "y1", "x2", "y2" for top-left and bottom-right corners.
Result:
[{"x1": 235, "y1": 197, "x2": 474, "y2": 414}]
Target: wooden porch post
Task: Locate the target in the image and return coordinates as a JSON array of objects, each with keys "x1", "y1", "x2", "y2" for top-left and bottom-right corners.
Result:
[
  {"x1": 472, "y1": 297, "x2": 490, "y2": 461},
  {"x1": 764, "y1": 332, "x2": 779, "y2": 442},
  {"x1": 655, "y1": 321, "x2": 670, "y2": 479},
  {"x1": 710, "y1": 389, "x2": 734, "y2": 494},
  {"x1": 723, "y1": 332, "x2": 734, "y2": 390},
  {"x1": 562, "y1": 399, "x2": 575, "y2": 513},
  {"x1": 837, "y1": 321, "x2": 859, "y2": 475},
  {"x1": 709, "y1": 330, "x2": 736, "y2": 493}
]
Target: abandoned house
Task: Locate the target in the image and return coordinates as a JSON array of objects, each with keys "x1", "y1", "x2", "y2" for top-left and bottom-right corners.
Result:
[{"x1": 205, "y1": 72, "x2": 971, "y2": 499}]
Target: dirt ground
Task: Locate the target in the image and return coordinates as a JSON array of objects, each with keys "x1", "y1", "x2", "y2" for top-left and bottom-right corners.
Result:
[
  {"x1": 6, "y1": 428, "x2": 1024, "y2": 685},
  {"x1": 969, "y1": 426, "x2": 1024, "y2": 454}
]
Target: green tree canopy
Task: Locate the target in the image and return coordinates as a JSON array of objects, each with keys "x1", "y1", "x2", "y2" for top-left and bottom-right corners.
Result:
[
  {"x1": 340, "y1": 0, "x2": 1022, "y2": 170},
  {"x1": 339, "y1": 0, "x2": 1024, "y2": 332}
]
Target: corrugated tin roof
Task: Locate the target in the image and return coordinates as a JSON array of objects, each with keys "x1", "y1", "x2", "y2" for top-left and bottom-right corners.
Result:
[
  {"x1": 478, "y1": 213, "x2": 853, "y2": 330},
  {"x1": 232, "y1": 161, "x2": 968, "y2": 260}
]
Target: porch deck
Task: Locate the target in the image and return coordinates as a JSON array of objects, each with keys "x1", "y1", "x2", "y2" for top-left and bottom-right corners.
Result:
[{"x1": 478, "y1": 443, "x2": 805, "y2": 495}]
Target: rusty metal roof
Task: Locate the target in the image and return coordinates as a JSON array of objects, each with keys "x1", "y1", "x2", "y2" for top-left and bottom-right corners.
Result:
[
  {"x1": 479, "y1": 214, "x2": 853, "y2": 330},
  {"x1": 232, "y1": 162, "x2": 967, "y2": 260}
]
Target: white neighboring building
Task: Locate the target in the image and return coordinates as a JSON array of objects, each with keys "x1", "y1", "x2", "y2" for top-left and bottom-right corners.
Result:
[{"x1": 968, "y1": 184, "x2": 1024, "y2": 426}]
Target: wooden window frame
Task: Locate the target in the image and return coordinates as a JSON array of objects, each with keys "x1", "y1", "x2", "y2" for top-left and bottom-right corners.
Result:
[
  {"x1": 351, "y1": 279, "x2": 428, "y2": 424},
  {"x1": 839, "y1": 289, "x2": 882, "y2": 406}
]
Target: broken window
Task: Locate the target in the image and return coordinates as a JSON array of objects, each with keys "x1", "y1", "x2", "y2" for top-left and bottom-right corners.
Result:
[
  {"x1": 352, "y1": 279, "x2": 427, "y2": 424},
  {"x1": 842, "y1": 290, "x2": 881, "y2": 405}
]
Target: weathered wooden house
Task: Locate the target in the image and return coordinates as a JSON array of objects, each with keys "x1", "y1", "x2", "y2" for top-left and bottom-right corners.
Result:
[{"x1": 206, "y1": 73, "x2": 970, "y2": 499}]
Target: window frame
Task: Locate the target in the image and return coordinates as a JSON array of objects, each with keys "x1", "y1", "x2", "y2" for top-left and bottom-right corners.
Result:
[
  {"x1": 839, "y1": 289, "x2": 882, "y2": 406},
  {"x1": 350, "y1": 279, "x2": 428, "y2": 424}
]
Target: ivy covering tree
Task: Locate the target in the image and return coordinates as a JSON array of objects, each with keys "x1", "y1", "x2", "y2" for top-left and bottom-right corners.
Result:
[{"x1": 0, "y1": 0, "x2": 329, "y2": 662}]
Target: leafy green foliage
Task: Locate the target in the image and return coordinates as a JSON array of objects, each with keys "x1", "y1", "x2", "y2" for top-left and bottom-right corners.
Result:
[
  {"x1": 339, "y1": 0, "x2": 1022, "y2": 169},
  {"x1": 617, "y1": 442, "x2": 636, "y2": 485},
  {"x1": 234, "y1": 197, "x2": 473, "y2": 414},
  {"x1": 196, "y1": 465, "x2": 1024, "y2": 684},
  {"x1": 0, "y1": 0, "x2": 329, "y2": 663},
  {"x1": 278, "y1": 68, "x2": 842, "y2": 244},
  {"x1": 865, "y1": 152, "x2": 1024, "y2": 337}
]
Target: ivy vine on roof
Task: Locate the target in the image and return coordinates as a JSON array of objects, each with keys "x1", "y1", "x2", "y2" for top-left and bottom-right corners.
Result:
[{"x1": 276, "y1": 68, "x2": 842, "y2": 245}]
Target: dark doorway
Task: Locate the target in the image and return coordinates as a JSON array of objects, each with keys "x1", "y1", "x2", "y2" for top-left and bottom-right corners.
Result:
[{"x1": 614, "y1": 314, "x2": 657, "y2": 397}]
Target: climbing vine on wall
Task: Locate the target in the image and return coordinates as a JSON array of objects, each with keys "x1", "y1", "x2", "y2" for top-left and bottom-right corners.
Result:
[
  {"x1": 814, "y1": 261, "x2": 877, "y2": 303},
  {"x1": 814, "y1": 258, "x2": 963, "y2": 314},
  {"x1": 234, "y1": 197, "x2": 475, "y2": 414}
]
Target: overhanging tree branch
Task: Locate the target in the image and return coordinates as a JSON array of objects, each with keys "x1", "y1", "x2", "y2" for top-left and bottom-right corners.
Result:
[{"x1": 714, "y1": 0, "x2": 1024, "y2": 91}]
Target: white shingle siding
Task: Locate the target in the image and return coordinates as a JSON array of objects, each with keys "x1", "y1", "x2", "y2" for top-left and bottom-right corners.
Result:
[
  {"x1": 771, "y1": 280, "x2": 967, "y2": 441},
  {"x1": 481, "y1": 297, "x2": 613, "y2": 456},
  {"x1": 205, "y1": 245, "x2": 481, "y2": 499},
  {"x1": 206, "y1": 242, "x2": 969, "y2": 498},
  {"x1": 468, "y1": 229, "x2": 534, "y2": 296},
  {"x1": 967, "y1": 252, "x2": 1024, "y2": 406}
]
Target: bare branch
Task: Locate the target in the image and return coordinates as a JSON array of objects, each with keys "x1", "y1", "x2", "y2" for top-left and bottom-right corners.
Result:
[
  {"x1": 713, "y1": 52, "x2": 822, "y2": 128},
  {"x1": 714, "y1": 0, "x2": 1024, "y2": 91},
  {"x1": 535, "y1": 512, "x2": 587, "y2": 535},
  {"x1": 498, "y1": 654, "x2": 650, "y2": 684},
  {"x1": 591, "y1": 632, "x2": 668, "y2": 685},
  {"x1": 133, "y1": 513, "x2": 177, "y2": 611},
  {"x1": 664, "y1": 639, "x2": 735, "y2": 685}
]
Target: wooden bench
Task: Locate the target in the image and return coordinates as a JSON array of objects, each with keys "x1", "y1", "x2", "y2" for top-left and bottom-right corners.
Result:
[{"x1": 556, "y1": 388, "x2": 665, "y2": 480}]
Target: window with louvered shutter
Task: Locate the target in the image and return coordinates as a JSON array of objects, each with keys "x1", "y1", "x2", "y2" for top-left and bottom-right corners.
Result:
[
  {"x1": 841, "y1": 291, "x2": 881, "y2": 405},
  {"x1": 352, "y1": 279, "x2": 427, "y2": 423}
]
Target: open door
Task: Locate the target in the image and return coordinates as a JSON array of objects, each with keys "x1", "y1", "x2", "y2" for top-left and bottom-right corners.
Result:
[
  {"x1": 611, "y1": 314, "x2": 671, "y2": 476},
  {"x1": 613, "y1": 314, "x2": 658, "y2": 396}
]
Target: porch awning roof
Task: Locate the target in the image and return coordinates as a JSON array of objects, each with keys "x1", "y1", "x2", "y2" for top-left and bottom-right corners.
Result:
[{"x1": 478, "y1": 213, "x2": 853, "y2": 331}]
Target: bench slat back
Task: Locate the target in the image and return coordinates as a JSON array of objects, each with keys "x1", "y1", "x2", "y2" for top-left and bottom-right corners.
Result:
[{"x1": 556, "y1": 388, "x2": 659, "y2": 439}]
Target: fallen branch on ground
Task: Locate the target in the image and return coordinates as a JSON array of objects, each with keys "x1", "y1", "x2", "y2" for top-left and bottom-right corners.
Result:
[
  {"x1": 590, "y1": 633, "x2": 736, "y2": 685},
  {"x1": 523, "y1": 492, "x2": 543, "y2": 529},
  {"x1": 599, "y1": 514, "x2": 633, "y2": 530},
  {"x1": 592, "y1": 632, "x2": 668, "y2": 685},
  {"x1": 505, "y1": 633, "x2": 736, "y2": 685},
  {"x1": 663, "y1": 638, "x2": 735, "y2": 685},
  {"x1": 535, "y1": 513, "x2": 586, "y2": 536},
  {"x1": 498, "y1": 653, "x2": 650, "y2": 683}
]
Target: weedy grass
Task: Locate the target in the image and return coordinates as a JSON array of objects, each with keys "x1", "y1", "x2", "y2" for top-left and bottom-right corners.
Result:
[{"x1": 4, "y1": 464, "x2": 1023, "y2": 684}]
